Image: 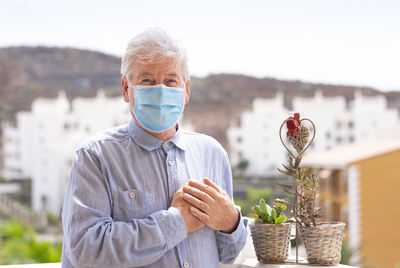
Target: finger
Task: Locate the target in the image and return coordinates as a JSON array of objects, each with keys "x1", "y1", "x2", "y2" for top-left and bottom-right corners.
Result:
[
  {"x1": 188, "y1": 180, "x2": 219, "y2": 199},
  {"x1": 183, "y1": 193, "x2": 211, "y2": 213},
  {"x1": 183, "y1": 185, "x2": 215, "y2": 204},
  {"x1": 190, "y1": 207, "x2": 211, "y2": 224},
  {"x1": 203, "y1": 178, "x2": 223, "y2": 194}
]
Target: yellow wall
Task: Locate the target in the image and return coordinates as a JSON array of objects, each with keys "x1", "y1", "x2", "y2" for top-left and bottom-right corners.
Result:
[{"x1": 352, "y1": 149, "x2": 400, "y2": 268}]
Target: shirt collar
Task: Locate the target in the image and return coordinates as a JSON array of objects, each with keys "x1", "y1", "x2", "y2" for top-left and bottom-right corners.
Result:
[
  {"x1": 170, "y1": 124, "x2": 187, "y2": 151},
  {"x1": 128, "y1": 119, "x2": 187, "y2": 152}
]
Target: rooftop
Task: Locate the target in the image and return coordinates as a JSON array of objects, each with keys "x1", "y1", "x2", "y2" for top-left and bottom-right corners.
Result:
[{"x1": 302, "y1": 129, "x2": 400, "y2": 169}]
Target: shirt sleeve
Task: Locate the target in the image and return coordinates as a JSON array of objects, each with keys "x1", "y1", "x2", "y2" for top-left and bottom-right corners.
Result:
[
  {"x1": 62, "y1": 148, "x2": 188, "y2": 267},
  {"x1": 215, "y1": 151, "x2": 248, "y2": 264}
]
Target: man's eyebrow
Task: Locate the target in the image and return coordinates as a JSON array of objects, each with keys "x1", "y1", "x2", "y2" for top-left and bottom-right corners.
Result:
[{"x1": 137, "y1": 72, "x2": 153, "y2": 78}]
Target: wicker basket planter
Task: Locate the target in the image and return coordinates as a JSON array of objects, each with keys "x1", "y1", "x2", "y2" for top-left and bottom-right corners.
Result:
[
  {"x1": 299, "y1": 222, "x2": 346, "y2": 265},
  {"x1": 249, "y1": 222, "x2": 291, "y2": 263}
]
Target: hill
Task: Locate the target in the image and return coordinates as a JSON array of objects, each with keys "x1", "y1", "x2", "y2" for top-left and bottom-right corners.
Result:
[{"x1": 0, "y1": 46, "x2": 399, "y2": 148}]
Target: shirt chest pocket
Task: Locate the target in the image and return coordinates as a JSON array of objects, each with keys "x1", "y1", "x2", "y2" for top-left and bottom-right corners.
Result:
[{"x1": 113, "y1": 189, "x2": 156, "y2": 221}]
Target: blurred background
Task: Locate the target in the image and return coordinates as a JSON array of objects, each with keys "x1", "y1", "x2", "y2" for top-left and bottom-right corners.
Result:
[{"x1": 0, "y1": 0, "x2": 399, "y2": 267}]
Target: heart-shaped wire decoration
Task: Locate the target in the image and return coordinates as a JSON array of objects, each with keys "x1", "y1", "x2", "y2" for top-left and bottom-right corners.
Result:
[{"x1": 279, "y1": 118, "x2": 316, "y2": 160}]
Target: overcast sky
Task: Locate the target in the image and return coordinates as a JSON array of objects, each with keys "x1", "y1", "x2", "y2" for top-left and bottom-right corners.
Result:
[{"x1": 1, "y1": 0, "x2": 400, "y2": 91}]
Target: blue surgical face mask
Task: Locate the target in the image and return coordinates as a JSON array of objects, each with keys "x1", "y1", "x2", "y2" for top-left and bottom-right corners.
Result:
[{"x1": 128, "y1": 82, "x2": 184, "y2": 133}]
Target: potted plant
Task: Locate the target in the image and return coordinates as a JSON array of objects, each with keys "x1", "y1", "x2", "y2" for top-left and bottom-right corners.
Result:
[
  {"x1": 249, "y1": 198, "x2": 291, "y2": 263},
  {"x1": 278, "y1": 113, "x2": 346, "y2": 265}
]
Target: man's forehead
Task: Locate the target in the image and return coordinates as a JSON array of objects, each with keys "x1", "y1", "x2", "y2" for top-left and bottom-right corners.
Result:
[
  {"x1": 134, "y1": 58, "x2": 180, "y2": 69},
  {"x1": 138, "y1": 71, "x2": 179, "y2": 77}
]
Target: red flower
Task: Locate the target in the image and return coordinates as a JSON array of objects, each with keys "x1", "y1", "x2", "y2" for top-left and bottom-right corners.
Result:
[{"x1": 286, "y1": 113, "x2": 300, "y2": 137}]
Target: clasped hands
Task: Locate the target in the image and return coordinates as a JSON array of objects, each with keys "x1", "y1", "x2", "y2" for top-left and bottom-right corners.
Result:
[{"x1": 171, "y1": 178, "x2": 239, "y2": 234}]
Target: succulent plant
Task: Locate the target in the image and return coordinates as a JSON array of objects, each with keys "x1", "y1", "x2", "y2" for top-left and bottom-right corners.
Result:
[{"x1": 251, "y1": 198, "x2": 289, "y2": 224}]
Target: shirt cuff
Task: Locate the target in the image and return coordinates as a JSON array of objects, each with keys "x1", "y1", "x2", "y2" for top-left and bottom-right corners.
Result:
[
  {"x1": 216, "y1": 208, "x2": 247, "y2": 244},
  {"x1": 153, "y1": 206, "x2": 188, "y2": 250}
]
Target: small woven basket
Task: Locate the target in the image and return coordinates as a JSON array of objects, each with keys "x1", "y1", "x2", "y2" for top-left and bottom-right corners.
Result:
[
  {"x1": 249, "y1": 222, "x2": 291, "y2": 263},
  {"x1": 299, "y1": 222, "x2": 346, "y2": 265}
]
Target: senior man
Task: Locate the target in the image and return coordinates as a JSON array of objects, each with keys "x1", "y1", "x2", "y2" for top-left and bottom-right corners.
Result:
[{"x1": 61, "y1": 28, "x2": 247, "y2": 268}]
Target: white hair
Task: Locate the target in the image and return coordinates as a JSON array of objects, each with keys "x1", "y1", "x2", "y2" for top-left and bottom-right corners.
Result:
[{"x1": 121, "y1": 28, "x2": 189, "y2": 81}]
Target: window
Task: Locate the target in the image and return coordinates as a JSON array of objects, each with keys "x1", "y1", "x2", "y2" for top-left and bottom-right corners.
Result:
[
  {"x1": 320, "y1": 177, "x2": 328, "y2": 192},
  {"x1": 348, "y1": 121, "x2": 354, "y2": 129},
  {"x1": 332, "y1": 202, "x2": 341, "y2": 221},
  {"x1": 331, "y1": 170, "x2": 341, "y2": 196},
  {"x1": 41, "y1": 195, "x2": 48, "y2": 211},
  {"x1": 326, "y1": 132, "x2": 331, "y2": 139}
]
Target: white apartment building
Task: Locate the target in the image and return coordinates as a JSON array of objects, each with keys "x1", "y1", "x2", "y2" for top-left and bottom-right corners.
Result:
[
  {"x1": 228, "y1": 92, "x2": 288, "y2": 176},
  {"x1": 2, "y1": 91, "x2": 131, "y2": 215},
  {"x1": 228, "y1": 90, "x2": 400, "y2": 177}
]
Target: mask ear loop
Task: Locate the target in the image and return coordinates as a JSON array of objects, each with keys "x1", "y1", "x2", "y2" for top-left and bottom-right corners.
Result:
[{"x1": 127, "y1": 79, "x2": 135, "y2": 88}]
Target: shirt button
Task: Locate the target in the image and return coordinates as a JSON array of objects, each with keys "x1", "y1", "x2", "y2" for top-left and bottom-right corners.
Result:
[
  {"x1": 168, "y1": 160, "x2": 174, "y2": 166},
  {"x1": 164, "y1": 141, "x2": 169, "y2": 147},
  {"x1": 129, "y1": 192, "x2": 136, "y2": 199},
  {"x1": 183, "y1": 262, "x2": 189, "y2": 268}
]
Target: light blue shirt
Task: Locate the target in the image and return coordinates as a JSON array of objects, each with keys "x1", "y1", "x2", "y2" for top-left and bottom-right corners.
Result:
[{"x1": 62, "y1": 120, "x2": 247, "y2": 268}]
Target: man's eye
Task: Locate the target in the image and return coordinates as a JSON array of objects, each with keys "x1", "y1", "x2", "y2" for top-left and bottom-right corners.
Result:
[
  {"x1": 167, "y1": 79, "x2": 177, "y2": 84},
  {"x1": 141, "y1": 79, "x2": 152, "y2": 83}
]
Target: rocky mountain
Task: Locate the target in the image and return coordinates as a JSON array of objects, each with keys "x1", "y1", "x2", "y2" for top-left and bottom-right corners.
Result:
[{"x1": 0, "y1": 46, "x2": 399, "y2": 148}]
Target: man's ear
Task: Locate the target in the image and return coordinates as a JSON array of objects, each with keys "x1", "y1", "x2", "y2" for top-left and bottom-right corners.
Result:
[
  {"x1": 184, "y1": 80, "x2": 190, "y2": 104},
  {"x1": 121, "y1": 76, "x2": 129, "y2": 103}
]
